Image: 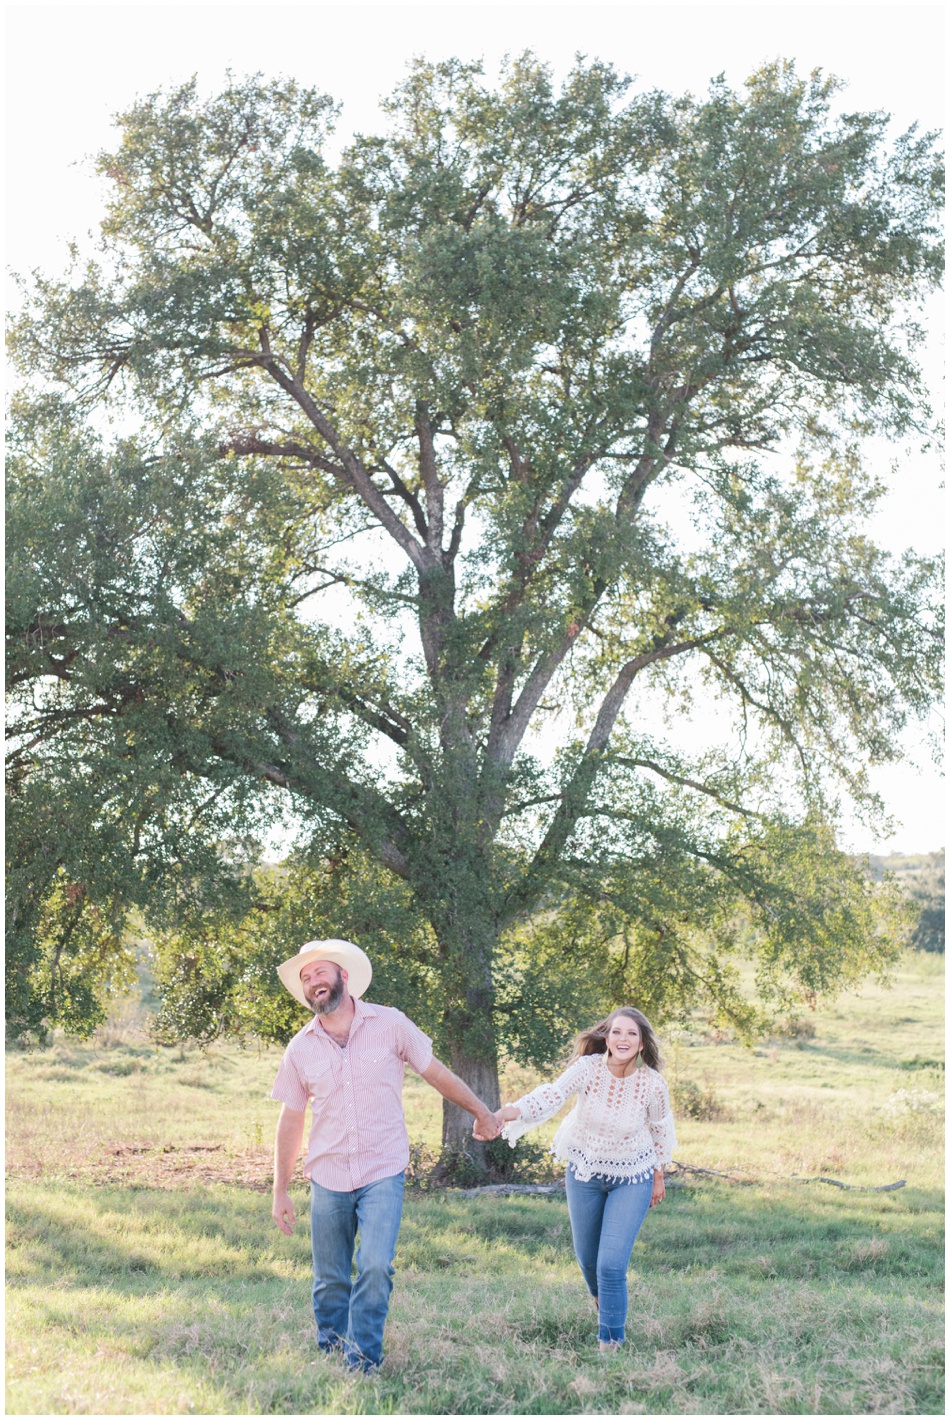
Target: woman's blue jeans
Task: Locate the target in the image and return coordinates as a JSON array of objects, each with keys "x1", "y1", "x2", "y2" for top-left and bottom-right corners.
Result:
[
  {"x1": 309, "y1": 1170, "x2": 405, "y2": 1371},
  {"x1": 565, "y1": 1166, "x2": 654, "y2": 1343}
]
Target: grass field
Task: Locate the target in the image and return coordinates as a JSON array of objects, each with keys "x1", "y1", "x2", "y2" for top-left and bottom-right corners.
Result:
[{"x1": 6, "y1": 951, "x2": 944, "y2": 1414}]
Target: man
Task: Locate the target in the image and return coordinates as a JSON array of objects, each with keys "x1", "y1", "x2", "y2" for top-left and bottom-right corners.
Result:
[{"x1": 270, "y1": 938, "x2": 500, "y2": 1373}]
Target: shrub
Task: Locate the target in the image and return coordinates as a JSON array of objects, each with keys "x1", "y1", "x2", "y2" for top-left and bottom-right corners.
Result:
[
  {"x1": 406, "y1": 1137, "x2": 562, "y2": 1188},
  {"x1": 774, "y1": 1016, "x2": 817, "y2": 1040},
  {"x1": 671, "y1": 1078, "x2": 728, "y2": 1121}
]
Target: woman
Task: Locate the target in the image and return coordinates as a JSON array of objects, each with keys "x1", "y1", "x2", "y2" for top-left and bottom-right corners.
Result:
[{"x1": 495, "y1": 1007, "x2": 676, "y2": 1352}]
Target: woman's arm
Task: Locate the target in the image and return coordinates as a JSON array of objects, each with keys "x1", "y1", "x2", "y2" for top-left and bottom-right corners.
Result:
[
  {"x1": 497, "y1": 1057, "x2": 591, "y2": 1145},
  {"x1": 646, "y1": 1072, "x2": 677, "y2": 1172}
]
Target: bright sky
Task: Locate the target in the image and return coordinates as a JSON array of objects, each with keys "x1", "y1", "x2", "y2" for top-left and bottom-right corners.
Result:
[{"x1": 5, "y1": 2, "x2": 945, "y2": 853}]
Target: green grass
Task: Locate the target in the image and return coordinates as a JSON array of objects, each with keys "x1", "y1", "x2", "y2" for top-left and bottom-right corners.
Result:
[
  {"x1": 6, "y1": 951, "x2": 945, "y2": 1413},
  {"x1": 6, "y1": 1179, "x2": 943, "y2": 1414}
]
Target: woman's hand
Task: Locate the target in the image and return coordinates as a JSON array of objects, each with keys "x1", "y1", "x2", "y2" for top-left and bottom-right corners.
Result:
[
  {"x1": 495, "y1": 1104, "x2": 522, "y2": 1126},
  {"x1": 471, "y1": 1110, "x2": 501, "y2": 1141},
  {"x1": 649, "y1": 1168, "x2": 666, "y2": 1207}
]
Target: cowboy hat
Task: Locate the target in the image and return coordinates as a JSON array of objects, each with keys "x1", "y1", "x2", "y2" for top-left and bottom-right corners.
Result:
[{"x1": 277, "y1": 939, "x2": 372, "y2": 1009}]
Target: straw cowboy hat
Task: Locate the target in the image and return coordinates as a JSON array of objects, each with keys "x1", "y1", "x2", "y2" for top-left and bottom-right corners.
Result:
[{"x1": 277, "y1": 939, "x2": 373, "y2": 1009}]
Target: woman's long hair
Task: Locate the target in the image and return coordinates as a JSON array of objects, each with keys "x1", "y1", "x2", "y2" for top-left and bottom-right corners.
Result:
[{"x1": 570, "y1": 1007, "x2": 663, "y2": 1071}]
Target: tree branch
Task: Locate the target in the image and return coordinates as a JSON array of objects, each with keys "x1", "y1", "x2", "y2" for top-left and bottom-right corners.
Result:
[
  {"x1": 608, "y1": 755, "x2": 758, "y2": 819},
  {"x1": 502, "y1": 627, "x2": 726, "y2": 917},
  {"x1": 257, "y1": 336, "x2": 433, "y2": 574},
  {"x1": 415, "y1": 407, "x2": 444, "y2": 554},
  {"x1": 337, "y1": 687, "x2": 410, "y2": 747},
  {"x1": 701, "y1": 649, "x2": 810, "y2": 776},
  {"x1": 378, "y1": 456, "x2": 429, "y2": 540},
  {"x1": 218, "y1": 432, "x2": 344, "y2": 479},
  {"x1": 260, "y1": 707, "x2": 412, "y2": 878}
]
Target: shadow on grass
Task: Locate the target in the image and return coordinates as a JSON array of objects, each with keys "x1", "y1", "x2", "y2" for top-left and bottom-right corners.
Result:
[
  {"x1": 7, "y1": 1177, "x2": 944, "y2": 1298},
  {"x1": 5, "y1": 1178, "x2": 945, "y2": 1415},
  {"x1": 402, "y1": 1183, "x2": 944, "y2": 1285},
  {"x1": 793, "y1": 1041, "x2": 919, "y2": 1070},
  {"x1": 6, "y1": 1182, "x2": 305, "y2": 1286}
]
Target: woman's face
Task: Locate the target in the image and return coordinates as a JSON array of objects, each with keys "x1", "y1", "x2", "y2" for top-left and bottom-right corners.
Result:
[{"x1": 606, "y1": 1015, "x2": 642, "y2": 1063}]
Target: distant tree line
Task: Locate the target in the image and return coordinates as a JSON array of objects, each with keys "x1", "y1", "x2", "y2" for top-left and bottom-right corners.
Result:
[{"x1": 867, "y1": 851, "x2": 945, "y2": 952}]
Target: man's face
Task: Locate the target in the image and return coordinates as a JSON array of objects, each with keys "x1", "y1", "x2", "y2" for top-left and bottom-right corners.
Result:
[{"x1": 299, "y1": 960, "x2": 347, "y2": 1016}]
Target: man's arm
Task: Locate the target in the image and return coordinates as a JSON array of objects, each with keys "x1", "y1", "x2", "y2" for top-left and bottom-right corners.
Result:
[
  {"x1": 420, "y1": 1058, "x2": 500, "y2": 1140},
  {"x1": 271, "y1": 1103, "x2": 307, "y2": 1234}
]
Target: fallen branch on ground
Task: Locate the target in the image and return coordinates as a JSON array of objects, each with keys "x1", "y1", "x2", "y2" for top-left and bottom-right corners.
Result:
[
  {"x1": 448, "y1": 1166, "x2": 907, "y2": 1198},
  {"x1": 452, "y1": 1182, "x2": 566, "y2": 1198},
  {"x1": 670, "y1": 1160, "x2": 906, "y2": 1191}
]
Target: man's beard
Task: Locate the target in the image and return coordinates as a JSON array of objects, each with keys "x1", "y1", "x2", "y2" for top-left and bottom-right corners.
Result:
[{"x1": 308, "y1": 971, "x2": 345, "y2": 1016}]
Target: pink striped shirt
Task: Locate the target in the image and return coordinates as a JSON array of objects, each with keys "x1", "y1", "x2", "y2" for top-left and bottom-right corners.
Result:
[{"x1": 270, "y1": 998, "x2": 434, "y2": 1190}]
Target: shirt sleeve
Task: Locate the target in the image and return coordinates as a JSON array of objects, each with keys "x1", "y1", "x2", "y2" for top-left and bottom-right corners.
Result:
[
  {"x1": 647, "y1": 1071, "x2": 677, "y2": 1167},
  {"x1": 394, "y1": 1011, "x2": 434, "y2": 1076},
  {"x1": 270, "y1": 1042, "x2": 310, "y2": 1112},
  {"x1": 501, "y1": 1057, "x2": 592, "y2": 1147}
]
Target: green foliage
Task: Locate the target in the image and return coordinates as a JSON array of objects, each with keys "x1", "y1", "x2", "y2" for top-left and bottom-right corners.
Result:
[
  {"x1": 150, "y1": 848, "x2": 443, "y2": 1048},
  {"x1": 6, "y1": 55, "x2": 943, "y2": 1131}
]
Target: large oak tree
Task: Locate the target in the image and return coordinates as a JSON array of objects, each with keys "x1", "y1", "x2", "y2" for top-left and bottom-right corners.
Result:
[{"x1": 7, "y1": 57, "x2": 942, "y2": 1156}]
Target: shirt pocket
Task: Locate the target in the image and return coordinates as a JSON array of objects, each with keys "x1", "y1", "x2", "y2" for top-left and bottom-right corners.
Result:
[
  {"x1": 305, "y1": 1063, "x2": 335, "y2": 1104},
  {"x1": 354, "y1": 1050, "x2": 393, "y2": 1086}
]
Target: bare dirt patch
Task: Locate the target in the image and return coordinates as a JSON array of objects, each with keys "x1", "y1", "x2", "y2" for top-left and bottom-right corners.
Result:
[{"x1": 7, "y1": 1142, "x2": 275, "y2": 1191}]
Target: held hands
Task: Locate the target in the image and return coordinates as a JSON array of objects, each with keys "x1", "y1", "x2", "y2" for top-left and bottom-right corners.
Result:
[
  {"x1": 477, "y1": 1103, "x2": 522, "y2": 1139},
  {"x1": 472, "y1": 1102, "x2": 522, "y2": 1141},
  {"x1": 472, "y1": 1111, "x2": 501, "y2": 1141}
]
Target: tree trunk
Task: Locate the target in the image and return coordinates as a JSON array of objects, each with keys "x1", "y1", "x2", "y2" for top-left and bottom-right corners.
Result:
[
  {"x1": 432, "y1": 906, "x2": 502, "y2": 1174},
  {"x1": 441, "y1": 1047, "x2": 501, "y2": 1158}
]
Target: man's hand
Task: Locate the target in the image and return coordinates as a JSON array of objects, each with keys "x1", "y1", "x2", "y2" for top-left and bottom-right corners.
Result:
[
  {"x1": 272, "y1": 1190, "x2": 296, "y2": 1235},
  {"x1": 650, "y1": 1169, "x2": 666, "y2": 1207},
  {"x1": 472, "y1": 1111, "x2": 501, "y2": 1141},
  {"x1": 421, "y1": 1058, "x2": 501, "y2": 1140}
]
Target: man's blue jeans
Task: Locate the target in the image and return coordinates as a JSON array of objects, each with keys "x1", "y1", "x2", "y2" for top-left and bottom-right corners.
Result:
[
  {"x1": 565, "y1": 1166, "x2": 654, "y2": 1344},
  {"x1": 309, "y1": 1170, "x2": 405, "y2": 1371}
]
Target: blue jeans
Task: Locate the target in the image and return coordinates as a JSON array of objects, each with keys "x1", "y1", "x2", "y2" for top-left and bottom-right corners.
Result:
[
  {"x1": 309, "y1": 1170, "x2": 405, "y2": 1371},
  {"x1": 565, "y1": 1167, "x2": 654, "y2": 1344}
]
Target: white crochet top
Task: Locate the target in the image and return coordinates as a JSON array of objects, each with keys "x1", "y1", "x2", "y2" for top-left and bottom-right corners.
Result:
[{"x1": 500, "y1": 1054, "x2": 677, "y2": 1183}]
